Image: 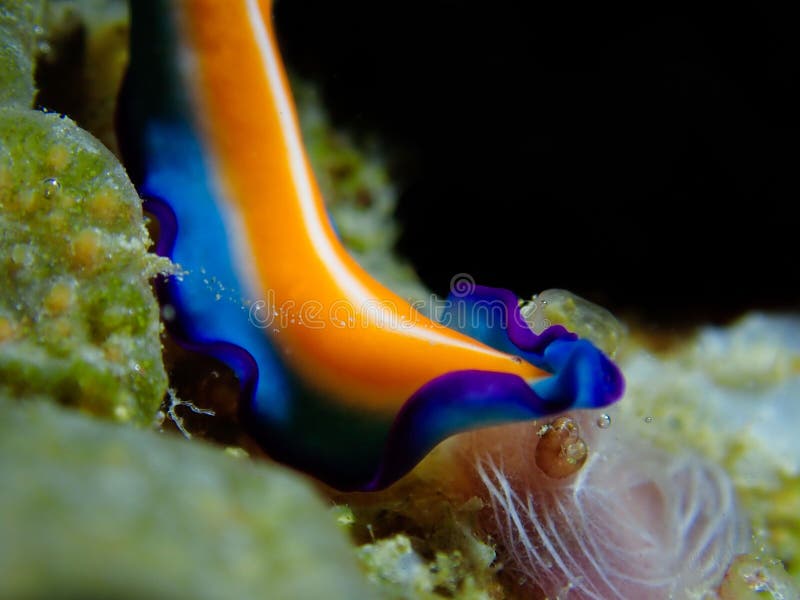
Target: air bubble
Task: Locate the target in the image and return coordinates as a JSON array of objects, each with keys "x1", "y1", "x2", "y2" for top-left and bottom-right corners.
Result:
[
  {"x1": 42, "y1": 177, "x2": 60, "y2": 199},
  {"x1": 535, "y1": 416, "x2": 588, "y2": 478},
  {"x1": 596, "y1": 413, "x2": 611, "y2": 428}
]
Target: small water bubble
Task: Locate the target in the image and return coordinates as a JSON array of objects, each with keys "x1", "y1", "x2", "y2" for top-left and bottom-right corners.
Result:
[
  {"x1": 644, "y1": 416, "x2": 654, "y2": 423},
  {"x1": 563, "y1": 439, "x2": 588, "y2": 464},
  {"x1": 161, "y1": 304, "x2": 176, "y2": 321},
  {"x1": 511, "y1": 356, "x2": 523, "y2": 364},
  {"x1": 32, "y1": 24, "x2": 44, "y2": 36},
  {"x1": 272, "y1": 328, "x2": 280, "y2": 334},
  {"x1": 42, "y1": 177, "x2": 60, "y2": 198},
  {"x1": 596, "y1": 413, "x2": 611, "y2": 428}
]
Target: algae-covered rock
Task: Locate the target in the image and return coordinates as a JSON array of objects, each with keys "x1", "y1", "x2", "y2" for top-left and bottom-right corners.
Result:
[
  {"x1": 0, "y1": 0, "x2": 45, "y2": 106},
  {"x1": 616, "y1": 313, "x2": 800, "y2": 582},
  {"x1": 357, "y1": 534, "x2": 495, "y2": 600},
  {"x1": 332, "y1": 483, "x2": 502, "y2": 600},
  {"x1": 0, "y1": 107, "x2": 169, "y2": 423},
  {"x1": 718, "y1": 554, "x2": 798, "y2": 599},
  {"x1": 0, "y1": 397, "x2": 375, "y2": 600},
  {"x1": 0, "y1": 0, "x2": 168, "y2": 424}
]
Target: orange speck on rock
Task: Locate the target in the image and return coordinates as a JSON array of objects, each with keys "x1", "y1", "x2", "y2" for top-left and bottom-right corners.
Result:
[
  {"x1": 0, "y1": 163, "x2": 13, "y2": 193},
  {"x1": 88, "y1": 188, "x2": 123, "y2": 222},
  {"x1": 103, "y1": 341, "x2": 125, "y2": 363},
  {"x1": 51, "y1": 317, "x2": 73, "y2": 339},
  {"x1": 14, "y1": 188, "x2": 36, "y2": 214},
  {"x1": 43, "y1": 281, "x2": 74, "y2": 314},
  {"x1": 0, "y1": 316, "x2": 16, "y2": 342},
  {"x1": 46, "y1": 144, "x2": 71, "y2": 172},
  {"x1": 71, "y1": 229, "x2": 103, "y2": 270}
]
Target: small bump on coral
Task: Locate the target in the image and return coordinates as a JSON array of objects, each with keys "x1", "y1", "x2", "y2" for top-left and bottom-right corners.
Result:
[
  {"x1": 718, "y1": 553, "x2": 799, "y2": 599},
  {"x1": 14, "y1": 188, "x2": 37, "y2": 214},
  {"x1": 70, "y1": 228, "x2": 104, "y2": 271},
  {"x1": 11, "y1": 244, "x2": 34, "y2": 268},
  {"x1": 0, "y1": 316, "x2": 17, "y2": 342},
  {"x1": 43, "y1": 281, "x2": 75, "y2": 315},
  {"x1": 87, "y1": 188, "x2": 123, "y2": 223},
  {"x1": 45, "y1": 144, "x2": 70, "y2": 172},
  {"x1": 0, "y1": 163, "x2": 12, "y2": 192}
]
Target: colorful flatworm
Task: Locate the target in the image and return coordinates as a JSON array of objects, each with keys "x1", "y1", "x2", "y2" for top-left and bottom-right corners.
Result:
[{"x1": 119, "y1": 0, "x2": 624, "y2": 491}]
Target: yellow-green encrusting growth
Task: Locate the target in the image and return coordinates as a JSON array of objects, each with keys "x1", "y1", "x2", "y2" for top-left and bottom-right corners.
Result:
[
  {"x1": 0, "y1": 397, "x2": 375, "y2": 600},
  {"x1": 332, "y1": 488, "x2": 501, "y2": 600},
  {"x1": 0, "y1": 0, "x2": 169, "y2": 424},
  {"x1": 0, "y1": 0, "x2": 45, "y2": 107},
  {"x1": 718, "y1": 554, "x2": 797, "y2": 599}
]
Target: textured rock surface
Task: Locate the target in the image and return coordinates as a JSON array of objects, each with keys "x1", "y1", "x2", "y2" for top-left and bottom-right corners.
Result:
[
  {"x1": 617, "y1": 314, "x2": 800, "y2": 582},
  {"x1": 0, "y1": 0, "x2": 44, "y2": 106},
  {"x1": 0, "y1": 0, "x2": 169, "y2": 424},
  {"x1": 0, "y1": 397, "x2": 375, "y2": 600}
]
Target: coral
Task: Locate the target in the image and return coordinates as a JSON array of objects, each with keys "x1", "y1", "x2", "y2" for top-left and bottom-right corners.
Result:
[
  {"x1": 35, "y1": 0, "x2": 130, "y2": 153},
  {"x1": 0, "y1": 0, "x2": 45, "y2": 107},
  {"x1": 357, "y1": 534, "x2": 493, "y2": 600},
  {"x1": 331, "y1": 478, "x2": 502, "y2": 600},
  {"x1": 616, "y1": 313, "x2": 800, "y2": 579},
  {"x1": 0, "y1": 0, "x2": 169, "y2": 424},
  {"x1": 0, "y1": 396, "x2": 375, "y2": 599},
  {"x1": 718, "y1": 554, "x2": 798, "y2": 599}
]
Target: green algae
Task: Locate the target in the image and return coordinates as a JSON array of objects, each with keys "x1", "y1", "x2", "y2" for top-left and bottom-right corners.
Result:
[
  {"x1": 357, "y1": 534, "x2": 495, "y2": 600},
  {"x1": 718, "y1": 554, "x2": 799, "y2": 599},
  {"x1": 0, "y1": 397, "x2": 375, "y2": 600},
  {"x1": 333, "y1": 487, "x2": 501, "y2": 600},
  {"x1": 0, "y1": 0, "x2": 46, "y2": 107},
  {"x1": 0, "y1": 1, "x2": 169, "y2": 424},
  {"x1": 617, "y1": 314, "x2": 800, "y2": 583},
  {"x1": 0, "y1": 107, "x2": 169, "y2": 424}
]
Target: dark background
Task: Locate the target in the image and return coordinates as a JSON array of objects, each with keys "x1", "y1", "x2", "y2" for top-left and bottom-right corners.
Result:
[{"x1": 274, "y1": 2, "x2": 799, "y2": 326}]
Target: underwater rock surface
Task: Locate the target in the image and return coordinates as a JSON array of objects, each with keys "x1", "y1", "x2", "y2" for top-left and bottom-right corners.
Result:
[
  {"x1": 0, "y1": 397, "x2": 375, "y2": 600},
  {"x1": 619, "y1": 314, "x2": 800, "y2": 579},
  {"x1": 0, "y1": 0, "x2": 168, "y2": 424}
]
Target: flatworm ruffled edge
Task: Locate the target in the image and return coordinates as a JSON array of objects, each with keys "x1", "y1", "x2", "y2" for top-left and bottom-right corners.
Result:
[
  {"x1": 364, "y1": 286, "x2": 624, "y2": 490},
  {"x1": 145, "y1": 198, "x2": 624, "y2": 491}
]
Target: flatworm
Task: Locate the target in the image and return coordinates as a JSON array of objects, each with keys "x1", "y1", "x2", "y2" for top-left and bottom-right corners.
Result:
[{"x1": 119, "y1": 0, "x2": 624, "y2": 491}]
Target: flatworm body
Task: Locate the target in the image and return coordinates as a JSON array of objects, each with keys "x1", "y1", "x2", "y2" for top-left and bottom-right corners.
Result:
[{"x1": 120, "y1": 0, "x2": 624, "y2": 490}]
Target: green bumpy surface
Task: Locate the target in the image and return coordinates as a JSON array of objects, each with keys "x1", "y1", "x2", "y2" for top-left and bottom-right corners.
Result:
[
  {"x1": 0, "y1": 397, "x2": 375, "y2": 600},
  {"x1": 0, "y1": 0, "x2": 168, "y2": 424}
]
